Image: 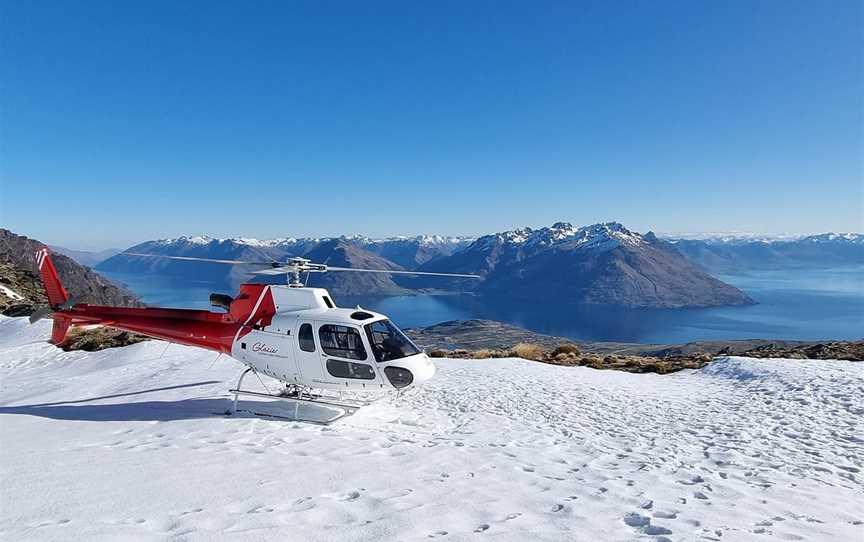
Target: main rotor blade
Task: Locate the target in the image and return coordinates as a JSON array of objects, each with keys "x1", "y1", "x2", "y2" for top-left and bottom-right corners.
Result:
[
  {"x1": 248, "y1": 267, "x2": 295, "y2": 276},
  {"x1": 248, "y1": 265, "x2": 480, "y2": 278},
  {"x1": 124, "y1": 253, "x2": 278, "y2": 266},
  {"x1": 325, "y1": 266, "x2": 481, "y2": 278}
]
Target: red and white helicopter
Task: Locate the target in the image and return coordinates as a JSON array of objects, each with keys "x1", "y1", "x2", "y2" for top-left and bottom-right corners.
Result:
[{"x1": 31, "y1": 248, "x2": 478, "y2": 423}]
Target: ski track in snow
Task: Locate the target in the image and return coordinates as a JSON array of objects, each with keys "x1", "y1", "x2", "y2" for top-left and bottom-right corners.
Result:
[{"x1": 0, "y1": 316, "x2": 861, "y2": 541}]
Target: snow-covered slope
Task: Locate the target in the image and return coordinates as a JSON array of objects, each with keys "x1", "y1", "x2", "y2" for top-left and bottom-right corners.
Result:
[{"x1": 0, "y1": 316, "x2": 861, "y2": 541}]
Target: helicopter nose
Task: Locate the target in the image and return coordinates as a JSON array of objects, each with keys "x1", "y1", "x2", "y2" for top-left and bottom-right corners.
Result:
[
  {"x1": 383, "y1": 354, "x2": 436, "y2": 389},
  {"x1": 411, "y1": 354, "x2": 436, "y2": 385}
]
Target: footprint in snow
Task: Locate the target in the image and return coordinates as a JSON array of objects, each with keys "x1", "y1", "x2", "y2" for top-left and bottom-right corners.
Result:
[
  {"x1": 474, "y1": 524, "x2": 490, "y2": 533},
  {"x1": 644, "y1": 524, "x2": 673, "y2": 536},
  {"x1": 341, "y1": 490, "x2": 362, "y2": 502},
  {"x1": 622, "y1": 513, "x2": 650, "y2": 527}
]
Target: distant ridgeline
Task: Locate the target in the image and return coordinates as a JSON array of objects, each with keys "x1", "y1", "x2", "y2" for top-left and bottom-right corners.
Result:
[
  {"x1": 665, "y1": 233, "x2": 864, "y2": 273},
  {"x1": 92, "y1": 223, "x2": 862, "y2": 309},
  {"x1": 93, "y1": 224, "x2": 681, "y2": 307},
  {"x1": 0, "y1": 229, "x2": 140, "y2": 316}
]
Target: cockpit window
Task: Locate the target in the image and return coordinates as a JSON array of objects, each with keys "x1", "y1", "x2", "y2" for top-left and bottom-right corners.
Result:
[
  {"x1": 365, "y1": 320, "x2": 421, "y2": 362},
  {"x1": 319, "y1": 324, "x2": 367, "y2": 360}
]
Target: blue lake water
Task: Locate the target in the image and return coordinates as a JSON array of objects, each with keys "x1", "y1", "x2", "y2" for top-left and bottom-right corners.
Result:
[{"x1": 101, "y1": 266, "x2": 864, "y2": 344}]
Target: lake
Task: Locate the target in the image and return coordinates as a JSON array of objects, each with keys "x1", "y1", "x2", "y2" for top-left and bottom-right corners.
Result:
[{"x1": 101, "y1": 266, "x2": 864, "y2": 344}]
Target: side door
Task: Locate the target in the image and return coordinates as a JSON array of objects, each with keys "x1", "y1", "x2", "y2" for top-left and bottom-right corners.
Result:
[
  {"x1": 294, "y1": 320, "x2": 326, "y2": 384},
  {"x1": 316, "y1": 322, "x2": 384, "y2": 389}
]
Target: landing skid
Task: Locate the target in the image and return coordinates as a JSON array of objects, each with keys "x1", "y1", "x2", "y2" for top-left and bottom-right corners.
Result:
[{"x1": 226, "y1": 368, "x2": 373, "y2": 425}]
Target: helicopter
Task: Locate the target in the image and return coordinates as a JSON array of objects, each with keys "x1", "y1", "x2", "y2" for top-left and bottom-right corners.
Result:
[{"x1": 30, "y1": 248, "x2": 479, "y2": 423}]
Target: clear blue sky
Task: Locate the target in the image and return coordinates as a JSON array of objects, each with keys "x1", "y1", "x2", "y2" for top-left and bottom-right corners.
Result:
[{"x1": 1, "y1": 0, "x2": 862, "y2": 250}]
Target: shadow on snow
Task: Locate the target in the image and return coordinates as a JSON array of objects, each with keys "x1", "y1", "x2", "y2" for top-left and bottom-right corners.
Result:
[
  {"x1": 0, "y1": 381, "x2": 231, "y2": 422},
  {"x1": 0, "y1": 380, "x2": 346, "y2": 423}
]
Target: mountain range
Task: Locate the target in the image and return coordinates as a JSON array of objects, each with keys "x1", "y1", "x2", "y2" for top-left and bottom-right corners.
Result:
[
  {"x1": 664, "y1": 233, "x2": 864, "y2": 273},
  {"x1": 10, "y1": 223, "x2": 861, "y2": 310},
  {"x1": 95, "y1": 234, "x2": 475, "y2": 295},
  {"x1": 96, "y1": 223, "x2": 762, "y2": 308}
]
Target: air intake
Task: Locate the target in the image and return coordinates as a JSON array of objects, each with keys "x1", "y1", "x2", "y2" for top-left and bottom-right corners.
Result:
[{"x1": 209, "y1": 293, "x2": 233, "y2": 311}]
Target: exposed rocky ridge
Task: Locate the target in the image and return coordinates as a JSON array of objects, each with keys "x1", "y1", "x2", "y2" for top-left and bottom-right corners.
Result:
[
  {"x1": 59, "y1": 326, "x2": 150, "y2": 352},
  {"x1": 0, "y1": 229, "x2": 140, "y2": 315},
  {"x1": 0, "y1": 262, "x2": 48, "y2": 316},
  {"x1": 427, "y1": 343, "x2": 714, "y2": 374}
]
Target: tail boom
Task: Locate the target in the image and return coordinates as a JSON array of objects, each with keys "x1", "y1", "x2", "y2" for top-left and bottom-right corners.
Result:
[{"x1": 32, "y1": 249, "x2": 277, "y2": 351}]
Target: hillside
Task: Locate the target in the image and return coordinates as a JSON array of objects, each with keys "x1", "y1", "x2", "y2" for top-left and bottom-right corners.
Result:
[
  {"x1": 0, "y1": 316, "x2": 861, "y2": 541},
  {"x1": 410, "y1": 223, "x2": 753, "y2": 308},
  {"x1": 0, "y1": 229, "x2": 140, "y2": 315}
]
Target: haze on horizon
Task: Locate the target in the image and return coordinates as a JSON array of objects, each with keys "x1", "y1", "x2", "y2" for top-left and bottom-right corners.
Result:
[{"x1": 1, "y1": 1, "x2": 862, "y2": 251}]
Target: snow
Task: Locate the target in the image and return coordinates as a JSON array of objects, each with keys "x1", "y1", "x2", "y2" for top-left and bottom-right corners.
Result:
[
  {"x1": 0, "y1": 285, "x2": 24, "y2": 301},
  {"x1": 1, "y1": 316, "x2": 862, "y2": 541}
]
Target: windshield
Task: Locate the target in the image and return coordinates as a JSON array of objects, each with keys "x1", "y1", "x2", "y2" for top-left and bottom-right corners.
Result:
[{"x1": 365, "y1": 319, "x2": 421, "y2": 362}]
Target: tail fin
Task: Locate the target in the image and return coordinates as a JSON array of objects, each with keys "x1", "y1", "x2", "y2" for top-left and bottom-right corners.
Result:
[
  {"x1": 33, "y1": 249, "x2": 74, "y2": 345},
  {"x1": 35, "y1": 248, "x2": 69, "y2": 308}
]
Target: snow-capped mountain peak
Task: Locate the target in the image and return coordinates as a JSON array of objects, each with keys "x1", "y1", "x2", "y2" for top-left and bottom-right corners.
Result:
[
  {"x1": 473, "y1": 221, "x2": 645, "y2": 251},
  {"x1": 154, "y1": 235, "x2": 299, "y2": 248},
  {"x1": 800, "y1": 232, "x2": 864, "y2": 244},
  {"x1": 568, "y1": 222, "x2": 645, "y2": 249}
]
